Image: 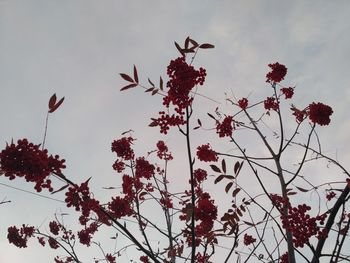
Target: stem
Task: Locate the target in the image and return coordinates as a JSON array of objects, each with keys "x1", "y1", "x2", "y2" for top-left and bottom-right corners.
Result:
[{"x1": 185, "y1": 106, "x2": 196, "y2": 262}]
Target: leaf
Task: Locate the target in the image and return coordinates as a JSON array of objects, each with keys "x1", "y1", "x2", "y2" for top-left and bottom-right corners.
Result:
[
  {"x1": 240, "y1": 204, "x2": 246, "y2": 212},
  {"x1": 210, "y1": 165, "x2": 221, "y2": 173},
  {"x1": 51, "y1": 184, "x2": 69, "y2": 194},
  {"x1": 159, "y1": 77, "x2": 163, "y2": 91},
  {"x1": 236, "y1": 208, "x2": 242, "y2": 217},
  {"x1": 199, "y1": 43, "x2": 215, "y2": 49},
  {"x1": 234, "y1": 161, "x2": 240, "y2": 175},
  {"x1": 151, "y1": 89, "x2": 158, "y2": 95},
  {"x1": 232, "y1": 188, "x2": 241, "y2": 198},
  {"x1": 133, "y1": 65, "x2": 138, "y2": 84},
  {"x1": 225, "y1": 182, "x2": 233, "y2": 193},
  {"x1": 296, "y1": 186, "x2": 309, "y2": 192},
  {"x1": 145, "y1": 87, "x2": 154, "y2": 92},
  {"x1": 287, "y1": 191, "x2": 297, "y2": 195},
  {"x1": 49, "y1": 97, "x2": 65, "y2": 113},
  {"x1": 48, "y1": 94, "x2": 57, "y2": 109},
  {"x1": 148, "y1": 78, "x2": 155, "y2": 87},
  {"x1": 197, "y1": 119, "x2": 202, "y2": 126},
  {"x1": 184, "y1": 36, "x2": 190, "y2": 49},
  {"x1": 120, "y1": 73, "x2": 134, "y2": 82},
  {"x1": 214, "y1": 174, "x2": 225, "y2": 184},
  {"x1": 207, "y1": 113, "x2": 216, "y2": 120},
  {"x1": 243, "y1": 220, "x2": 254, "y2": 226},
  {"x1": 174, "y1": 41, "x2": 185, "y2": 56},
  {"x1": 120, "y1": 83, "x2": 138, "y2": 91},
  {"x1": 102, "y1": 187, "x2": 116, "y2": 190},
  {"x1": 222, "y1": 159, "x2": 226, "y2": 174},
  {"x1": 189, "y1": 38, "x2": 198, "y2": 48}
]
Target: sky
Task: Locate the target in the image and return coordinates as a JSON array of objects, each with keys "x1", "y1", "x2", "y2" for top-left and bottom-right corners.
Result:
[{"x1": 1, "y1": 1, "x2": 350, "y2": 262}]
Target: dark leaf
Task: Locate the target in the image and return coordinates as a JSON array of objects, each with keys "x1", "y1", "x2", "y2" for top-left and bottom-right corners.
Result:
[
  {"x1": 145, "y1": 87, "x2": 154, "y2": 92},
  {"x1": 236, "y1": 208, "x2": 242, "y2": 217},
  {"x1": 222, "y1": 159, "x2": 226, "y2": 174},
  {"x1": 225, "y1": 182, "x2": 233, "y2": 193},
  {"x1": 151, "y1": 89, "x2": 158, "y2": 95},
  {"x1": 174, "y1": 41, "x2": 185, "y2": 56},
  {"x1": 207, "y1": 113, "x2": 216, "y2": 120},
  {"x1": 120, "y1": 83, "x2": 138, "y2": 91},
  {"x1": 234, "y1": 161, "x2": 240, "y2": 175},
  {"x1": 149, "y1": 121, "x2": 158, "y2": 127},
  {"x1": 287, "y1": 191, "x2": 297, "y2": 195},
  {"x1": 148, "y1": 78, "x2": 155, "y2": 87},
  {"x1": 159, "y1": 77, "x2": 163, "y2": 91},
  {"x1": 243, "y1": 220, "x2": 254, "y2": 226},
  {"x1": 48, "y1": 94, "x2": 57, "y2": 109},
  {"x1": 214, "y1": 174, "x2": 225, "y2": 184},
  {"x1": 197, "y1": 119, "x2": 202, "y2": 126},
  {"x1": 240, "y1": 204, "x2": 246, "y2": 212},
  {"x1": 232, "y1": 188, "x2": 241, "y2": 198},
  {"x1": 49, "y1": 97, "x2": 65, "y2": 113},
  {"x1": 210, "y1": 165, "x2": 221, "y2": 173},
  {"x1": 120, "y1": 73, "x2": 134, "y2": 83},
  {"x1": 51, "y1": 184, "x2": 69, "y2": 194},
  {"x1": 189, "y1": 38, "x2": 198, "y2": 47},
  {"x1": 184, "y1": 37, "x2": 190, "y2": 49},
  {"x1": 199, "y1": 43, "x2": 215, "y2": 49},
  {"x1": 296, "y1": 186, "x2": 309, "y2": 192},
  {"x1": 133, "y1": 65, "x2": 138, "y2": 84}
]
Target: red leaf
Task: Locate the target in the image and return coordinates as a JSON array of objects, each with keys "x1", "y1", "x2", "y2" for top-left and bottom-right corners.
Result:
[
  {"x1": 232, "y1": 188, "x2": 241, "y2": 198},
  {"x1": 48, "y1": 94, "x2": 57, "y2": 109},
  {"x1": 210, "y1": 165, "x2": 221, "y2": 173},
  {"x1": 199, "y1": 43, "x2": 215, "y2": 49},
  {"x1": 120, "y1": 73, "x2": 134, "y2": 82},
  {"x1": 49, "y1": 97, "x2": 64, "y2": 113},
  {"x1": 120, "y1": 83, "x2": 138, "y2": 91},
  {"x1": 133, "y1": 65, "x2": 138, "y2": 84}
]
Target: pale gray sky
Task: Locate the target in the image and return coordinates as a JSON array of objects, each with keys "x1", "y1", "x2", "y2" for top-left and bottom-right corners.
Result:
[{"x1": 1, "y1": 1, "x2": 350, "y2": 262}]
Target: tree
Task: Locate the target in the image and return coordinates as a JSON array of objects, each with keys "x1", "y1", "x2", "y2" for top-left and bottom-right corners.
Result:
[{"x1": 1, "y1": 37, "x2": 349, "y2": 263}]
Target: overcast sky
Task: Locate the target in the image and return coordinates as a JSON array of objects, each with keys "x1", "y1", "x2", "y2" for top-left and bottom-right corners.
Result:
[{"x1": 1, "y1": 1, "x2": 350, "y2": 262}]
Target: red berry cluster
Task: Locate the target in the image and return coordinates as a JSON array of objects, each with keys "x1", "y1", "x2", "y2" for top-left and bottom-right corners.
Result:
[
  {"x1": 266, "y1": 62, "x2": 287, "y2": 83},
  {"x1": 193, "y1": 168, "x2": 207, "y2": 186},
  {"x1": 156, "y1": 140, "x2": 173, "y2": 160},
  {"x1": 165, "y1": 57, "x2": 206, "y2": 113},
  {"x1": 77, "y1": 222, "x2": 98, "y2": 246},
  {"x1": 196, "y1": 144, "x2": 218, "y2": 162},
  {"x1": 216, "y1": 116, "x2": 234, "y2": 138},
  {"x1": 280, "y1": 252, "x2": 289, "y2": 263},
  {"x1": 326, "y1": 191, "x2": 336, "y2": 201},
  {"x1": 111, "y1": 137, "x2": 134, "y2": 160},
  {"x1": 150, "y1": 112, "x2": 186, "y2": 134},
  {"x1": 264, "y1": 97, "x2": 279, "y2": 111},
  {"x1": 7, "y1": 225, "x2": 35, "y2": 248},
  {"x1": 243, "y1": 233, "x2": 256, "y2": 246},
  {"x1": 238, "y1": 98, "x2": 248, "y2": 110},
  {"x1": 270, "y1": 194, "x2": 327, "y2": 248},
  {"x1": 135, "y1": 157, "x2": 155, "y2": 179},
  {"x1": 108, "y1": 196, "x2": 133, "y2": 219},
  {"x1": 0, "y1": 138, "x2": 66, "y2": 192},
  {"x1": 308, "y1": 102, "x2": 333, "y2": 126},
  {"x1": 281, "y1": 87, "x2": 294, "y2": 99}
]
